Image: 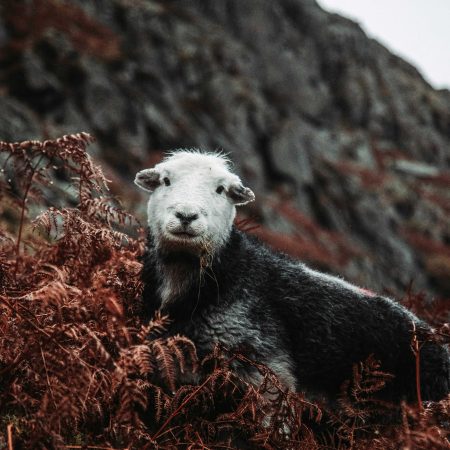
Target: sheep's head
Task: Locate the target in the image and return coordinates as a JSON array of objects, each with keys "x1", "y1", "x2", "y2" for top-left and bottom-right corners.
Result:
[{"x1": 135, "y1": 150, "x2": 255, "y2": 257}]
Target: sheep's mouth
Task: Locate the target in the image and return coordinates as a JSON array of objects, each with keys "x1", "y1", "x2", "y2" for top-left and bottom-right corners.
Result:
[{"x1": 170, "y1": 231, "x2": 198, "y2": 239}]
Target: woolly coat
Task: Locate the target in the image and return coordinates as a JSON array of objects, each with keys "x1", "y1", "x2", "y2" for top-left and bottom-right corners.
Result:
[{"x1": 142, "y1": 227, "x2": 450, "y2": 402}]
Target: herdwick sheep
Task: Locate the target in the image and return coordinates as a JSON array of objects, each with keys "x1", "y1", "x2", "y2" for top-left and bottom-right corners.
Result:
[{"x1": 135, "y1": 150, "x2": 450, "y2": 402}]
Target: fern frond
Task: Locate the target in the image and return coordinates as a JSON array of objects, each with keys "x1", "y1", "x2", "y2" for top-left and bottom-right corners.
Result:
[
  {"x1": 167, "y1": 335, "x2": 198, "y2": 375},
  {"x1": 151, "y1": 339, "x2": 177, "y2": 393}
]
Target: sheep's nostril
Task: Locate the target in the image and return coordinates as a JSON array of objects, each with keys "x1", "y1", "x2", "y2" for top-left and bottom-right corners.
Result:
[{"x1": 175, "y1": 212, "x2": 199, "y2": 225}]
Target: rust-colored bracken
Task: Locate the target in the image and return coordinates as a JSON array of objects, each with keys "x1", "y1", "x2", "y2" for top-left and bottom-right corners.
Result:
[{"x1": 0, "y1": 134, "x2": 449, "y2": 448}]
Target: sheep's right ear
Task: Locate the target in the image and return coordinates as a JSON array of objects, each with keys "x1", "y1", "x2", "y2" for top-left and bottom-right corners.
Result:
[{"x1": 134, "y1": 169, "x2": 160, "y2": 192}]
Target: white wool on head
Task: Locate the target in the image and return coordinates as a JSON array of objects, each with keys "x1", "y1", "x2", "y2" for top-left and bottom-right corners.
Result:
[{"x1": 135, "y1": 150, "x2": 255, "y2": 257}]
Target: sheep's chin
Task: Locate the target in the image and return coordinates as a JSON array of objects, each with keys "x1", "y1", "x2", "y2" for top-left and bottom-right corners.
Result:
[{"x1": 157, "y1": 232, "x2": 206, "y2": 255}]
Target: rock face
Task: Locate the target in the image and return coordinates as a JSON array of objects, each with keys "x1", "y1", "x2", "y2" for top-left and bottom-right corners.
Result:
[{"x1": 1, "y1": 0, "x2": 449, "y2": 297}]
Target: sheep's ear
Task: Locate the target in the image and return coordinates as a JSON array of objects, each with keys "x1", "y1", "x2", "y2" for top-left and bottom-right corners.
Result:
[
  {"x1": 134, "y1": 169, "x2": 160, "y2": 192},
  {"x1": 227, "y1": 183, "x2": 255, "y2": 205}
]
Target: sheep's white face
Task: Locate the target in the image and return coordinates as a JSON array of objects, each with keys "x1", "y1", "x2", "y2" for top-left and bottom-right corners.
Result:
[{"x1": 135, "y1": 151, "x2": 255, "y2": 257}]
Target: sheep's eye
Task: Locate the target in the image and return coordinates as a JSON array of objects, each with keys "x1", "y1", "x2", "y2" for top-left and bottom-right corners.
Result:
[
  {"x1": 216, "y1": 185, "x2": 224, "y2": 194},
  {"x1": 163, "y1": 177, "x2": 171, "y2": 186}
]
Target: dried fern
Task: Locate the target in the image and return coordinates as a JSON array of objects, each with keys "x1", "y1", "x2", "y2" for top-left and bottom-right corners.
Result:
[{"x1": 1, "y1": 134, "x2": 450, "y2": 449}]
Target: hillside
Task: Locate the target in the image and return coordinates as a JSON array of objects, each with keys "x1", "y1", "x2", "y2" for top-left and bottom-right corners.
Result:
[
  {"x1": 1, "y1": 1, "x2": 450, "y2": 447},
  {"x1": 1, "y1": 0, "x2": 449, "y2": 296}
]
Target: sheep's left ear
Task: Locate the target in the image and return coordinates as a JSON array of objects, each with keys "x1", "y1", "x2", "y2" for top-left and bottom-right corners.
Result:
[
  {"x1": 134, "y1": 169, "x2": 160, "y2": 192},
  {"x1": 227, "y1": 182, "x2": 255, "y2": 205}
]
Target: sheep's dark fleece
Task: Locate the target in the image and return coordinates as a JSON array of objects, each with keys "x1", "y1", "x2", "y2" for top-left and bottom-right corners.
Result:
[{"x1": 142, "y1": 227, "x2": 450, "y2": 402}]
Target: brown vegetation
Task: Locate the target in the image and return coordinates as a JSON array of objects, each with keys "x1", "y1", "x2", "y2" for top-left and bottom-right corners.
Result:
[{"x1": 0, "y1": 134, "x2": 449, "y2": 448}]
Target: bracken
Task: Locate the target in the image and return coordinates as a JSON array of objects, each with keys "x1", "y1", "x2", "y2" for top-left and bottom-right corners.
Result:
[{"x1": 0, "y1": 134, "x2": 449, "y2": 449}]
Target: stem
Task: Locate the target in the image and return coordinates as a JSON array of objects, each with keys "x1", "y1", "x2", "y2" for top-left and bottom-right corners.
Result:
[
  {"x1": 7, "y1": 424, "x2": 13, "y2": 450},
  {"x1": 13, "y1": 155, "x2": 45, "y2": 280},
  {"x1": 13, "y1": 183, "x2": 31, "y2": 277},
  {"x1": 40, "y1": 343, "x2": 58, "y2": 409},
  {"x1": 79, "y1": 172, "x2": 83, "y2": 207},
  {"x1": 415, "y1": 347, "x2": 422, "y2": 409},
  {"x1": 411, "y1": 322, "x2": 423, "y2": 410}
]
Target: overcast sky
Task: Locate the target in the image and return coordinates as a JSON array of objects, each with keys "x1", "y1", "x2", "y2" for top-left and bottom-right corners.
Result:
[{"x1": 317, "y1": 0, "x2": 450, "y2": 89}]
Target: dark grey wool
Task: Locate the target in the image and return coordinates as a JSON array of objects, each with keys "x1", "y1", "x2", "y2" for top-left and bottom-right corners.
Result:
[{"x1": 142, "y1": 227, "x2": 450, "y2": 402}]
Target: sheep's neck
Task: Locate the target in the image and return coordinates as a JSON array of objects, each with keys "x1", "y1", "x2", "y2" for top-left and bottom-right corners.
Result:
[
  {"x1": 157, "y1": 258, "x2": 198, "y2": 308},
  {"x1": 146, "y1": 228, "x2": 241, "y2": 316}
]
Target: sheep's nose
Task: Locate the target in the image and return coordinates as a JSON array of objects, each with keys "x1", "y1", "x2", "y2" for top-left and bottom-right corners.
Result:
[{"x1": 175, "y1": 211, "x2": 199, "y2": 226}]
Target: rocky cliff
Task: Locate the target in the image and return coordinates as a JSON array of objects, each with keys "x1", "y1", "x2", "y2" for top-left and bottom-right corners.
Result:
[{"x1": 1, "y1": 0, "x2": 449, "y2": 297}]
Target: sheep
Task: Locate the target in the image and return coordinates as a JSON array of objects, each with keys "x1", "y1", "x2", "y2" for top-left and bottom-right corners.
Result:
[{"x1": 134, "y1": 149, "x2": 450, "y2": 403}]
